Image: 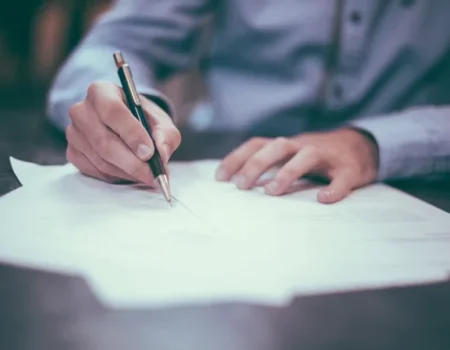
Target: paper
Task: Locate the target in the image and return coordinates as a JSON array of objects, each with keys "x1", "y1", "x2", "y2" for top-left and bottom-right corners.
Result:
[
  {"x1": 10, "y1": 158, "x2": 72, "y2": 186},
  {"x1": 173, "y1": 164, "x2": 450, "y2": 243},
  {"x1": 2, "y1": 157, "x2": 450, "y2": 309},
  {"x1": 1, "y1": 158, "x2": 294, "y2": 308}
]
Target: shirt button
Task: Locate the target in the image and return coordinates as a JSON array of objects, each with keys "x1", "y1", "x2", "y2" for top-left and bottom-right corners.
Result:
[
  {"x1": 349, "y1": 11, "x2": 362, "y2": 25},
  {"x1": 333, "y1": 84, "x2": 344, "y2": 99}
]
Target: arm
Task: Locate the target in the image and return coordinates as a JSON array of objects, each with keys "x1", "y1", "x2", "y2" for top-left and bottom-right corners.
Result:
[
  {"x1": 351, "y1": 105, "x2": 450, "y2": 180},
  {"x1": 47, "y1": 0, "x2": 214, "y2": 130}
]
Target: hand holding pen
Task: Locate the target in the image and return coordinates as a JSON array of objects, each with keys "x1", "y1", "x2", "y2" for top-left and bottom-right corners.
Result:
[{"x1": 65, "y1": 57, "x2": 181, "y2": 200}]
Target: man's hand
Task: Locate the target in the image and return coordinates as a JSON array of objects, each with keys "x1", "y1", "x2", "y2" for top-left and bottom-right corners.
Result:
[
  {"x1": 215, "y1": 128, "x2": 379, "y2": 203},
  {"x1": 66, "y1": 81, "x2": 181, "y2": 185}
]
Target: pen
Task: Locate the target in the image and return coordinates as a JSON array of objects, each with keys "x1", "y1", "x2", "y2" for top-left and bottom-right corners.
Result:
[{"x1": 113, "y1": 51, "x2": 172, "y2": 204}]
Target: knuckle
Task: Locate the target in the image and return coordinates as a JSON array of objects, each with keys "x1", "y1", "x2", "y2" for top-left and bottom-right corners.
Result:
[
  {"x1": 274, "y1": 136, "x2": 288, "y2": 144},
  {"x1": 68, "y1": 102, "x2": 84, "y2": 122},
  {"x1": 93, "y1": 135, "x2": 111, "y2": 156},
  {"x1": 87, "y1": 82, "x2": 122, "y2": 113},
  {"x1": 303, "y1": 144, "x2": 319, "y2": 160},
  {"x1": 250, "y1": 137, "x2": 267, "y2": 147},
  {"x1": 273, "y1": 137, "x2": 292, "y2": 150},
  {"x1": 87, "y1": 81, "x2": 108, "y2": 99}
]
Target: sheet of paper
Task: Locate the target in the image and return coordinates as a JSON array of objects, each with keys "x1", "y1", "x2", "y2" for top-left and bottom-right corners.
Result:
[
  {"x1": 174, "y1": 171, "x2": 450, "y2": 294},
  {"x1": 10, "y1": 158, "x2": 73, "y2": 186},
  {"x1": 1, "y1": 159, "x2": 294, "y2": 308},
  {"x1": 12, "y1": 156, "x2": 450, "y2": 245},
  {"x1": 3, "y1": 158, "x2": 450, "y2": 309},
  {"x1": 172, "y1": 161, "x2": 450, "y2": 241}
]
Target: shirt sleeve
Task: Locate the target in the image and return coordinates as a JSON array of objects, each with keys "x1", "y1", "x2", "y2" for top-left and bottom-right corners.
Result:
[
  {"x1": 350, "y1": 106, "x2": 450, "y2": 181},
  {"x1": 47, "y1": 0, "x2": 214, "y2": 130}
]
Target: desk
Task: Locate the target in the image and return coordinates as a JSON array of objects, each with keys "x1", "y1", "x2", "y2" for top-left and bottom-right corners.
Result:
[{"x1": 1, "y1": 109, "x2": 450, "y2": 350}]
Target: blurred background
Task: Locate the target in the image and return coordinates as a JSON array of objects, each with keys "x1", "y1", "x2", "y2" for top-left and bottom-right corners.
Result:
[
  {"x1": 0, "y1": 0, "x2": 206, "y2": 125},
  {"x1": 0, "y1": 0, "x2": 110, "y2": 109}
]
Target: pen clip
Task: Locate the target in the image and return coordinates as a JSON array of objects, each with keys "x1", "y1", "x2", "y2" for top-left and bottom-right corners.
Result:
[
  {"x1": 122, "y1": 66, "x2": 142, "y2": 106},
  {"x1": 114, "y1": 51, "x2": 141, "y2": 106}
]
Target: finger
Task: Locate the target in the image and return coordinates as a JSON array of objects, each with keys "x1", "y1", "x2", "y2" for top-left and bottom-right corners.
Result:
[
  {"x1": 86, "y1": 82, "x2": 156, "y2": 161},
  {"x1": 234, "y1": 137, "x2": 297, "y2": 190},
  {"x1": 66, "y1": 123, "x2": 138, "y2": 183},
  {"x1": 215, "y1": 137, "x2": 268, "y2": 182},
  {"x1": 265, "y1": 146, "x2": 320, "y2": 196},
  {"x1": 70, "y1": 99, "x2": 154, "y2": 185},
  {"x1": 66, "y1": 145, "x2": 118, "y2": 183},
  {"x1": 151, "y1": 125, "x2": 182, "y2": 164},
  {"x1": 141, "y1": 97, "x2": 181, "y2": 163},
  {"x1": 317, "y1": 170, "x2": 355, "y2": 204}
]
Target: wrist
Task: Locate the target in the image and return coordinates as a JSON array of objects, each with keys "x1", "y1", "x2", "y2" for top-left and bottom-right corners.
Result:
[{"x1": 344, "y1": 127, "x2": 380, "y2": 181}]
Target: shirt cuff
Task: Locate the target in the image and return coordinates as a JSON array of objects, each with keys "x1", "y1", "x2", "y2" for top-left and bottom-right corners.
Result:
[
  {"x1": 139, "y1": 87, "x2": 176, "y2": 121},
  {"x1": 350, "y1": 113, "x2": 433, "y2": 181}
]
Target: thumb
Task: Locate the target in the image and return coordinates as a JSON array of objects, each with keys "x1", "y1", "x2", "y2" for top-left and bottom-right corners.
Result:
[{"x1": 317, "y1": 170, "x2": 355, "y2": 204}]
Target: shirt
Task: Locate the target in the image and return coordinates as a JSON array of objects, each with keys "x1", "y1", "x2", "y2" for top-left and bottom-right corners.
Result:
[{"x1": 47, "y1": 0, "x2": 450, "y2": 181}]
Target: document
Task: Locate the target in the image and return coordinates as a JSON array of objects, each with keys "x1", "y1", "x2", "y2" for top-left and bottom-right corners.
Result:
[
  {"x1": 2, "y1": 158, "x2": 293, "y2": 308},
  {"x1": 1, "y1": 157, "x2": 449, "y2": 308}
]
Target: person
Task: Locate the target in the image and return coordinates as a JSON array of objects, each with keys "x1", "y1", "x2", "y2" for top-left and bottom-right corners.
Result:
[{"x1": 47, "y1": 1, "x2": 450, "y2": 204}]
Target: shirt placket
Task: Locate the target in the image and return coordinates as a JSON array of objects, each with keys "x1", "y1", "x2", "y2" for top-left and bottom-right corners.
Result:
[{"x1": 323, "y1": 0, "x2": 376, "y2": 110}]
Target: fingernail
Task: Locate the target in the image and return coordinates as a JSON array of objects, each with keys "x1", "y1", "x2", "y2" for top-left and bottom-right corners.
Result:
[
  {"x1": 320, "y1": 190, "x2": 331, "y2": 197},
  {"x1": 318, "y1": 189, "x2": 333, "y2": 204},
  {"x1": 265, "y1": 181, "x2": 279, "y2": 195},
  {"x1": 137, "y1": 144, "x2": 153, "y2": 160},
  {"x1": 215, "y1": 168, "x2": 228, "y2": 181},
  {"x1": 235, "y1": 175, "x2": 247, "y2": 189}
]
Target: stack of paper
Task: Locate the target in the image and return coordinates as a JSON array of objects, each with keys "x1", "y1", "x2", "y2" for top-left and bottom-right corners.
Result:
[{"x1": 0, "y1": 158, "x2": 449, "y2": 308}]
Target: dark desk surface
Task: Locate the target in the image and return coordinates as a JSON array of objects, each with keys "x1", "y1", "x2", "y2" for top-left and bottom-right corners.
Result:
[{"x1": 1, "y1": 109, "x2": 450, "y2": 350}]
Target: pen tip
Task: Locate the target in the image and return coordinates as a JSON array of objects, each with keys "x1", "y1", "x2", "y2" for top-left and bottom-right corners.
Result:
[{"x1": 156, "y1": 175, "x2": 172, "y2": 206}]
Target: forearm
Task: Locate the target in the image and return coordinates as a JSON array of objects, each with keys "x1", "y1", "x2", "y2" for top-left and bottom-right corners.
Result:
[
  {"x1": 351, "y1": 106, "x2": 450, "y2": 181},
  {"x1": 48, "y1": 48, "x2": 169, "y2": 129},
  {"x1": 47, "y1": 0, "x2": 213, "y2": 130}
]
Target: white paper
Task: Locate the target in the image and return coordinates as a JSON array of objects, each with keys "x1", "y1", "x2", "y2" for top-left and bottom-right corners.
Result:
[
  {"x1": 2, "y1": 159, "x2": 294, "y2": 308},
  {"x1": 10, "y1": 158, "x2": 70, "y2": 186},
  {"x1": 2, "y1": 158, "x2": 450, "y2": 309},
  {"x1": 173, "y1": 167, "x2": 450, "y2": 294}
]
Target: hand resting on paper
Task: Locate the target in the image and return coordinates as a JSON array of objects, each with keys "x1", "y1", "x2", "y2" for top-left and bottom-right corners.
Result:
[
  {"x1": 215, "y1": 128, "x2": 379, "y2": 204},
  {"x1": 65, "y1": 82, "x2": 181, "y2": 185}
]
